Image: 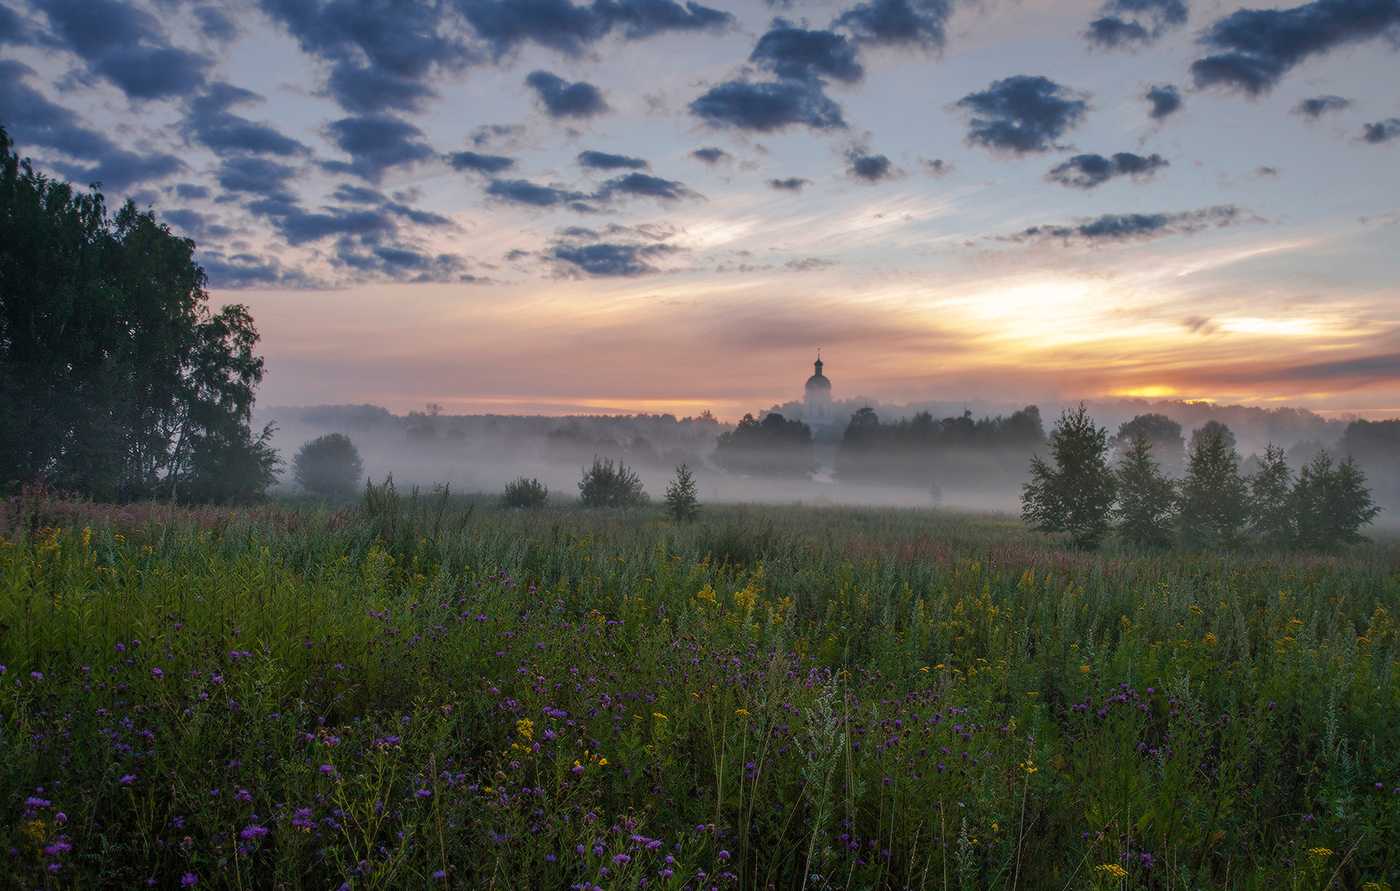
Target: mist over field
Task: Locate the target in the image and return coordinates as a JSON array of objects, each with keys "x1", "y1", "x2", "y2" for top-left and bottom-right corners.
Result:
[{"x1": 257, "y1": 396, "x2": 1400, "y2": 522}]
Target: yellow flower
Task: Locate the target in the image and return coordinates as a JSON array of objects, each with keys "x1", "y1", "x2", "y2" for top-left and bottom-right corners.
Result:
[
  {"x1": 515, "y1": 718, "x2": 534, "y2": 741},
  {"x1": 735, "y1": 708, "x2": 750, "y2": 716},
  {"x1": 1309, "y1": 847, "x2": 1333, "y2": 857},
  {"x1": 1080, "y1": 665, "x2": 1091, "y2": 674},
  {"x1": 653, "y1": 713, "x2": 668, "y2": 721},
  {"x1": 597, "y1": 758, "x2": 607, "y2": 767},
  {"x1": 1204, "y1": 632, "x2": 1218, "y2": 645},
  {"x1": 1095, "y1": 863, "x2": 1128, "y2": 878}
]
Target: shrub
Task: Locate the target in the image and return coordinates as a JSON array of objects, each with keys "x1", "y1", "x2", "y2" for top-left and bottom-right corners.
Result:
[
  {"x1": 292, "y1": 433, "x2": 363, "y2": 496},
  {"x1": 578, "y1": 457, "x2": 648, "y2": 509},
  {"x1": 501, "y1": 477, "x2": 550, "y2": 509},
  {"x1": 664, "y1": 463, "x2": 700, "y2": 522}
]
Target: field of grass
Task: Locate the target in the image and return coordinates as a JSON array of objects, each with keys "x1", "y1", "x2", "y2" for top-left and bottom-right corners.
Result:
[{"x1": 1, "y1": 484, "x2": 1398, "y2": 890}]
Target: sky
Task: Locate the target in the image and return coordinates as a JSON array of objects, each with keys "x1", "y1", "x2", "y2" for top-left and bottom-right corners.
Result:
[{"x1": 2, "y1": 0, "x2": 1398, "y2": 421}]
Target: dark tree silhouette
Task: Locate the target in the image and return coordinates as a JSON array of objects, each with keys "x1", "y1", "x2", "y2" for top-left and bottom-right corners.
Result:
[
  {"x1": 1114, "y1": 433, "x2": 1177, "y2": 549},
  {"x1": 1021, "y1": 404, "x2": 1116, "y2": 549},
  {"x1": 1248, "y1": 444, "x2": 1293, "y2": 545},
  {"x1": 579, "y1": 457, "x2": 648, "y2": 508},
  {"x1": 714, "y1": 413, "x2": 817, "y2": 478},
  {"x1": 664, "y1": 463, "x2": 700, "y2": 522},
  {"x1": 1291, "y1": 453, "x2": 1379, "y2": 549},
  {"x1": 1111, "y1": 413, "x2": 1186, "y2": 476},
  {"x1": 0, "y1": 127, "x2": 277, "y2": 502},
  {"x1": 1179, "y1": 425, "x2": 1248, "y2": 548},
  {"x1": 292, "y1": 433, "x2": 364, "y2": 497}
]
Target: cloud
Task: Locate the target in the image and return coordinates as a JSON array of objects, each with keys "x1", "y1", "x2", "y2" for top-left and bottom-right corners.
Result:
[
  {"x1": 768, "y1": 176, "x2": 810, "y2": 191},
  {"x1": 40, "y1": 0, "x2": 210, "y2": 99},
  {"x1": 175, "y1": 183, "x2": 210, "y2": 200},
  {"x1": 1144, "y1": 85, "x2": 1182, "y2": 121},
  {"x1": 0, "y1": 61, "x2": 186, "y2": 189},
  {"x1": 257, "y1": 0, "x2": 475, "y2": 114},
  {"x1": 689, "y1": 78, "x2": 846, "y2": 132},
  {"x1": 334, "y1": 244, "x2": 470, "y2": 282},
  {"x1": 471, "y1": 124, "x2": 527, "y2": 147},
  {"x1": 331, "y1": 184, "x2": 386, "y2": 204},
  {"x1": 921, "y1": 158, "x2": 951, "y2": 177},
  {"x1": 486, "y1": 178, "x2": 593, "y2": 208},
  {"x1": 216, "y1": 156, "x2": 299, "y2": 197},
  {"x1": 597, "y1": 172, "x2": 697, "y2": 201},
  {"x1": 1361, "y1": 118, "x2": 1400, "y2": 143},
  {"x1": 691, "y1": 147, "x2": 730, "y2": 164},
  {"x1": 447, "y1": 150, "x2": 518, "y2": 174},
  {"x1": 193, "y1": 4, "x2": 240, "y2": 43},
  {"x1": 542, "y1": 222, "x2": 684, "y2": 275},
  {"x1": 1190, "y1": 0, "x2": 1400, "y2": 96},
  {"x1": 847, "y1": 151, "x2": 899, "y2": 182},
  {"x1": 323, "y1": 115, "x2": 437, "y2": 182},
  {"x1": 525, "y1": 71, "x2": 609, "y2": 119},
  {"x1": 835, "y1": 0, "x2": 953, "y2": 51},
  {"x1": 325, "y1": 65, "x2": 441, "y2": 115},
  {"x1": 750, "y1": 21, "x2": 863, "y2": 83},
  {"x1": 160, "y1": 208, "x2": 233, "y2": 242},
  {"x1": 1292, "y1": 94, "x2": 1354, "y2": 118},
  {"x1": 185, "y1": 83, "x2": 308, "y2": 157},
  {"x1": 1045, "y1": 151, "x2": 1168, "y2": 189},
  {"x1": 1252, "y1": 165, "x2": 1280, "y2": 177},
  {"x1": 577, "y1": 150, "x2": 649, "y2": 170},
  {"x1": 198, "y1": 250, "x2": 302, "y2": 288},
  {"x1": 458, "y1": 0, "x2": 734, "y2": 60},
  {"x1": 955, "y1": 75, "x2": 1090, "y2": 156},
  {"x1": 785, "y1": 257, "x2": 836, "y2": 271},
  {"x1": 1084, "y1": 0, "x2": 1188, "y2": 50},
  {"x1": 0, "y1": 4, "x2": 31, "y2": 44},
  {"x1": 1002, "y1": 204, "x2": 1251, "y2": 243}
]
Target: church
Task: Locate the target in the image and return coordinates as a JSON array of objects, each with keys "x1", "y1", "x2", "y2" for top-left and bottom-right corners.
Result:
[{"x1": 802, "y1": 355, "x2": 834, "y2": 429}]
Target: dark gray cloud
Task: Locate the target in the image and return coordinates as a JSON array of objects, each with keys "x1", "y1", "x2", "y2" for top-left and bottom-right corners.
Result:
[
  {"x1": 750, "y1": 21, "x2": 863, "y2": 83},
  {"x1": 689, "y1": 78, "x2": 846, "y2": 132},
  {"x1": 1003, "y1": 205, "x2": 1249, "y2": 243},
  {"x1": 1252, "y1": 165, "x2": 1281, "y2": 177},
  {"x1": 577, "y1": 150, "x2": 649, "y2": 170},
  {"x1": 1045, "y1": 151, "x2": 1168, "y2": 189},
  {"x1": 835, "y1": 0, "x2": 952, "y2": 50},
  {"x1": 1292, "y1": 94, "x2": 1354, "y2": 117},
  {"x1": 1190, "y1": 0, "x2": 1400, "y2": 96},
  {"x1": 1085, "y1": 0, "x2": 1188, "y2": 50},
  {"x1": 0, "y1": 60, "x2": 185, "y2": 189},
  {"x1": 185, "y1": 84, "x2": 308, "y2": 157},
  {"x1": 486, "y1": 178, "x2": 593, "y2": 208},
  {"x1": 160, "y1": 208, "x2": 233, "y2": 242},
  {"x1": 198, "y1": 250, "x2": 299, "y2": 288},
  {"x1": 955, "y1": 75, "x2": 1090, "y2": 156},
  {"x1": 1145, "y1": 84, "x2": 1182, "y2": 120},
  {"x1": 548, "y1": 241, "x2": 678, "y2": 275},
  {"x1": 325, "y1": 65, "x2": 440, "y2": 115},
  {"x1": 691, "y1": 146, "x2": 730, "y2": 164},
  {"x1": 323, "y1": 115, "x2": 436, "y2": 182},
  {"x1": 41, "y1": 0, "x2": 210, "y2": 99},
  {"x1": 921, "y1": 158, "x2": 950, "y2": 177},
  {"x1": 331, "y1": 184, "x2": 386, "y2": 203},
  {"x1": 785, "y1": 257, "x2": 836, "y2": 271},
  {"x1": 597, "y1": 172, "x2": 696, "y2": 201},
  {"x1": 175, "y1": 183, "x2": 210, "y2": 200},
  {"x1": 258, "y1": 0, "x2": 474, "y2": 114},
  {"x1": 768, "y1": 176, "x2": 810, "y2": 191},
  {"x1": 1362, "y1": 118, "x2": 1400, "y2": 143},
  {"x1": 335, "y1": 244, "x2": 469, "y2": 282},
  {"x1": 847, "y1": 151, "x2": 896, "y2": 182},
  {"x1": 447, "y1": 150, "x2": 518, "y2": 174},
  {"x1": 0, "y1": 4, "x2": 31, "y2": 44},
  {"x1": 459, "y1": 0, "x2": 734, "y2": 60},
  {"x1": 193, "y1": 5, "x2": 240, "y2": 43},
  {"x1": 525, "y1": 70, "x2": 609, "y2": 119},
  {"x1": 216, "y1": 156, "x2": 299, "y2": 197},
  {"x1": 471, "y1": 123, "x2": 527, "y2": 147}
]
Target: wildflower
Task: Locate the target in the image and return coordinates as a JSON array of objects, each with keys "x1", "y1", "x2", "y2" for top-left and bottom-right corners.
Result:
[
  {"x1": 1308, "y1": 847, "x2": 1333, "y2": 857},
  {"x1": 1079, "y1": 665, "x2": 1090, "y2": 673},
  {"x1": 1095, "y1": 864, "x2": 1127, "y2": 878},
  {"x1": 434, "y1": 871, "x2": 447, "y2": 880},
  {"x1": 119, "y1": 775, "x2": 136, "y2": 785},
  {"x1": 239, "y1": 825, "x2": 268, "y2": 840},
  {"x1": 181, "y1": 874, "x2": 198, "y2": 887}
]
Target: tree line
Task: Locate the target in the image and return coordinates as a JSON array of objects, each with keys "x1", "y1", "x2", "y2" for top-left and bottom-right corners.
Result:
[
  {"x1": 1024, "y1": 405, "x2": 1380, "y2": 550},
  {"x1": 0, "y1": 127, "x2": 277, "y2": 502}
]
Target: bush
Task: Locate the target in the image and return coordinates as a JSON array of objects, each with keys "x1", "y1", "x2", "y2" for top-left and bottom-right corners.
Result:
[
  {"x1": 501, "y1": 477, "x2": 549, "y2": 509},
  {"x1": 664, "y1": 463, "x2": 700, "y2": 522},
  {"x1": 578, "y1": 457, "x2": 648, "y2": 509},
  {"x1": 292, "y1": 433, "x2": 363, "y2": 496}
]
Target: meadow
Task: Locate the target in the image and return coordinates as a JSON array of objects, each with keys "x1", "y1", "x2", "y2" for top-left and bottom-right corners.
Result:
[{"x1": 1, "y1": 483, "x2": 1397, "y2": 890}]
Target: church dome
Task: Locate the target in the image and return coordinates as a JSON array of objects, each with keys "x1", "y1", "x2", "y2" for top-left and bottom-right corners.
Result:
[{"x1": 805, "y1": 358, "x2": 830, "y2": 391}]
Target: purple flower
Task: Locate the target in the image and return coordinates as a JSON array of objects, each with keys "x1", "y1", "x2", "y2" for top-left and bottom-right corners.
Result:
[
  {"x1": 240, "y1": 825, "x2": 268, "y2": 840},
  {"x1": 119, "y1": 775, "x2": 136, "y2": 785},
  {"x1": 152, "y1": 668, "x2": 163, "y2": 679},
  {"x1": 433, "y1": 870, "x2": 447, "y2": 879},
  {"x1": 181, "y1": 874, "x2": 198, "y2": 887}
]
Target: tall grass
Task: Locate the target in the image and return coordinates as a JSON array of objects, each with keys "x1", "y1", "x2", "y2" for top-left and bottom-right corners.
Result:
[{"x1": 0, "y1": 491, "x2": 1397, "y2": 889}]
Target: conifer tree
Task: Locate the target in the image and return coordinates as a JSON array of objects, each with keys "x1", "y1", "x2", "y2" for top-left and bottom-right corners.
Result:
[
  {"x1": 1292, "y1": 453, "x2": 1379, "y2": 549},
  {"x1": 1021, "y1": 404, "x2": 1116, "y2": 549},
  {"x1": 664, "y1": 463, "x2": 700, "y2": 522},
  {"x1": 1249, "y1": 444, "x2": 1293, "y2": 545},
  {"x1": 1179, "y1": 426, "x2": 1249, "y2": 548},
  {"x1": 1114, "y1": 433, "x2": 1176, "y2": 549}
]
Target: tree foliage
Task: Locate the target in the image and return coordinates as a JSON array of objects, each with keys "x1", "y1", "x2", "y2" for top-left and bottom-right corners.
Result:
[
  {"x1": 1248, "y1": 444, "x2": 1293, "y2": 545},
  {"x1": 1110, "y1": 413, "x2": 1185, "y2": 476},
  {"x1": 1178, "y1": 426, "x2": 1249, "y2": 548},
  {"x1": 713, "y1": 412, "x2": 816, "y2": 479},
  {"x1": 0, "y1": 127, "x2": 277, "y2": 502},
  {"x1": 500, "y1": 477, "x2": 550, "y2": 509},
  {"x1": 1021, "y1": 404, "x2": 1116, "y2": 549},
  {"x1": 1114, "y1": 433, "x2": 1177, "y2": 549},
  {"x1": 664, "y1": 463, "x2": 700, "y2": 522},
  {"x1": 1292, "y1": 453, "x2": 1379, "y2": 549},
  {"x1": 578, "y1": 457, "x2": 648, "y2": 509},
  {"x1": 292, "y1": 433, "x2": 364, "y2": 497}
]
